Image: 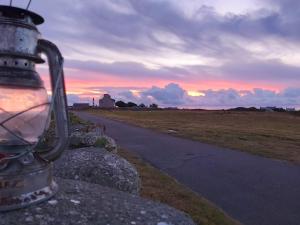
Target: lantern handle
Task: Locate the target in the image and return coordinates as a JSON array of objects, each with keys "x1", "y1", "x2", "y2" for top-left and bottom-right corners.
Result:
[{"x1": 37, "y1": 39, "x2": 70, "y2": 161}]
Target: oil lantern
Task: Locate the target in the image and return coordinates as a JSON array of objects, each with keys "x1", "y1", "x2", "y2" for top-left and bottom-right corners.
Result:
[{"x1": 0, "y1": 5, "x2": 69, "y2": 211}]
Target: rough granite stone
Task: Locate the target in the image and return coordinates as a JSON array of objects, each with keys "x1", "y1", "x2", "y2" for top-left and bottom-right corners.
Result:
[
  {"x1": 83, "y1": 132, "x2": 101, "y2": 146},
  {"x1": 69, "y1": 131, "x2": 118, "y2": 153},
  {"x1": 54, "y1": 147, "x2": 140, "y2": 194},
  {"x1": 99, "y1": 135, "x2": 118, "y2": 153},
  {"x1": 69, "y1": 131, "x2": 82, "y2": 147},
  {"x1": 0, "y1": 178, "x2": 195, "y2": 225},
  {"x1": 70, "y1": 124, "x2": 87, "y2": 133}
]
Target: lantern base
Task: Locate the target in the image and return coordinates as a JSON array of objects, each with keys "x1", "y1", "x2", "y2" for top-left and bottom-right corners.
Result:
[{"x1": 0, "y1": 155, "x2": 58, "y2": 212}]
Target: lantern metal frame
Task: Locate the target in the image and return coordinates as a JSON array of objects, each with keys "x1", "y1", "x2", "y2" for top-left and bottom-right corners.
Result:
[{"x1": 0, "y1": 5, "x2": 69, "y2": 211}]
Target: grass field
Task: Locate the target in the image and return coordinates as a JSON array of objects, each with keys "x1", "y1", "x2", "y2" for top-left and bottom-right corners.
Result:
[
  {"x1": 118, "y1": 148, "x2": 241, "y2": 225},
  {"x1": 89, "y1": 110, "x2": 300, "y2": 163}
]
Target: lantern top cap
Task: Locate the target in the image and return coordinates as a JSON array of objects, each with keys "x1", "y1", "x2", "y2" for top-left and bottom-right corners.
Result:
[{"x1": 0, "y1": 5, "x2": 44, "y2": 25}]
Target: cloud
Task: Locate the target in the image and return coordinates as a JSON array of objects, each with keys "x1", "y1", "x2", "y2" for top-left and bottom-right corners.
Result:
[
  {"x1": 30, "y1": 0, "x2": 292, "y2": 57},
  {"x1": 192, "y1": 87, "x2": 300, "y2": 108},
  {"x1": 62, "y1": 57, "x2": 300, "y2": 89},
  {"x1": 142, "y1": 83, "x2": 186, "y2": 105},
  {"x1": 24, "y1": 0, "x2": 300, "y2": 107},
  {"x1": 65, "y1": 60, "x2": 190, "y2": 80},
  {"x1": 67, "y1": 94, "x2": 91, "y2": 105},
  {"x1": 190, "y1": 87, "x2": 300, "y2": 108},
  {"x1": 220, "y1": 59, "x2": 300, "y2": 83},
  {"x1": 282, "y1": 88, "x2": 300, "y2": 98},
  {"x1": 86, "y1": 83, "x2": 300, "y2": 108}
]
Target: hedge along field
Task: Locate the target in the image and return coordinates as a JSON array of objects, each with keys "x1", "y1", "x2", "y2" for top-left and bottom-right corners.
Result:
[{"x1": 89, "y1": 109, "x2": 300, "y2": 163}]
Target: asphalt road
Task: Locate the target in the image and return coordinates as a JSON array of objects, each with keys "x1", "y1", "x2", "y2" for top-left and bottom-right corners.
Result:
[{"x1": 76, "y1": 111, "x2": 300, "y2": 225}]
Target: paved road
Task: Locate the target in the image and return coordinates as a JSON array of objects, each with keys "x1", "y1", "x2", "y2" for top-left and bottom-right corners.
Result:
[{"x1": 76, "y1": 112, "x2": 300, "y2": 225}]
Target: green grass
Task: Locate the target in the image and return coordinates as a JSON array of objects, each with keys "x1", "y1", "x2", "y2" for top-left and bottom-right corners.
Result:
[
  {"x1": 118, "y1": 148, "x2": 241, "y2": 225},
  {"x1": 94, "y1": 137, "x2": 109, "y2": 148},
  {"x1": 89, "y1": 109, "x2": 300, "y2": 163},
  {"x1": 69, "y1": 112, "x2": 90, "y2": 126}
]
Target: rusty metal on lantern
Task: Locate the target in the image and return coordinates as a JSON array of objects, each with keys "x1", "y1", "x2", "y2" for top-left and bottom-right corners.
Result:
[{"x1": 0, "y1": 5, "x2": 69, "y2": 211}]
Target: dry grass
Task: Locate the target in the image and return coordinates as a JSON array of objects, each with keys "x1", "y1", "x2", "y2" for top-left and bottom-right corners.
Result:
[
  {"x1": 90, "y1": 110, "x2": 300, "y2": 163},
  {"x1": 118, "y1": 148, "x2": 241, "y2": 225}
]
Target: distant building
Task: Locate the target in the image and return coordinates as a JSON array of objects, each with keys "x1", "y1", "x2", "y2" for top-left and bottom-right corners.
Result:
[
  {"x1": 286, "y1": 108, "x2": 296, "y2": 112},
  {"x1": 260, "y1": 106, "x2": 288, "y2": 112},
  {"x1": 166, "y1": 107, "x2": 178, "y2": 110},
  {"x1": 99, "y1": 94, "x2": 116, "y2": 108},
  {"x1": 260, "y1": 107, "x2": 276, "y2": 112},
  {"x1": 72, "y1": 103, "x2": 90, "y2": 110}
]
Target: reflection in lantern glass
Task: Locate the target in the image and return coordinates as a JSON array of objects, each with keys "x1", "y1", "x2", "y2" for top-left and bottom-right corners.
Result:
[{"x1": 0, "y1": 86, "x2": 49, "y2": 151}]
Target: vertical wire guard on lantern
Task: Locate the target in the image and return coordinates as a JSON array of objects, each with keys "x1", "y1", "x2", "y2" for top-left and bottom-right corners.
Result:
[
  {"x1": 10, "y1": 0, "x2": 12, "y2": 6},
  {"x1": 0, "y1": 102, "x2": 51, "y2": 161}
]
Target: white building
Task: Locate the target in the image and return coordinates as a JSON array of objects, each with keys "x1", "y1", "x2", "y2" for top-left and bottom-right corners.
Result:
[{"x1": 99, "y1": 94, "x2": 115, "y2": 108}]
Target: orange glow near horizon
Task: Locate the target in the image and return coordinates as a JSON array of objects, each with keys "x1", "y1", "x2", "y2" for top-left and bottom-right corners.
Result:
[
  {"x1": 40, "y1": 70, "x2": 285, "y2": 101},
  {"x1": 187, "y1": 91, "x2": 206, "y2": 97},
  {"x1": 63, "y1": 77, "x2": 282, "y2": 94}
]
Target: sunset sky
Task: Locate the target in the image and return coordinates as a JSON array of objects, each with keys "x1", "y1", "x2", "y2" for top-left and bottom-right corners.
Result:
[{"x1": 11, "y1": 0, "x2": 300, "y2": 108}]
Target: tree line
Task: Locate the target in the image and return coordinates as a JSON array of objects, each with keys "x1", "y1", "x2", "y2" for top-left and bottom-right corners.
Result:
[{"x1": 116, "y1": 101, "x2": 158, "y2": 109}]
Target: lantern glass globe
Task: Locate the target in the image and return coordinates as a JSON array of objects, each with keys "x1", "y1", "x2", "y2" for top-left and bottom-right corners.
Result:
[{"x1": 0, "y1": 86, "x2": 49, "y2": 151}]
